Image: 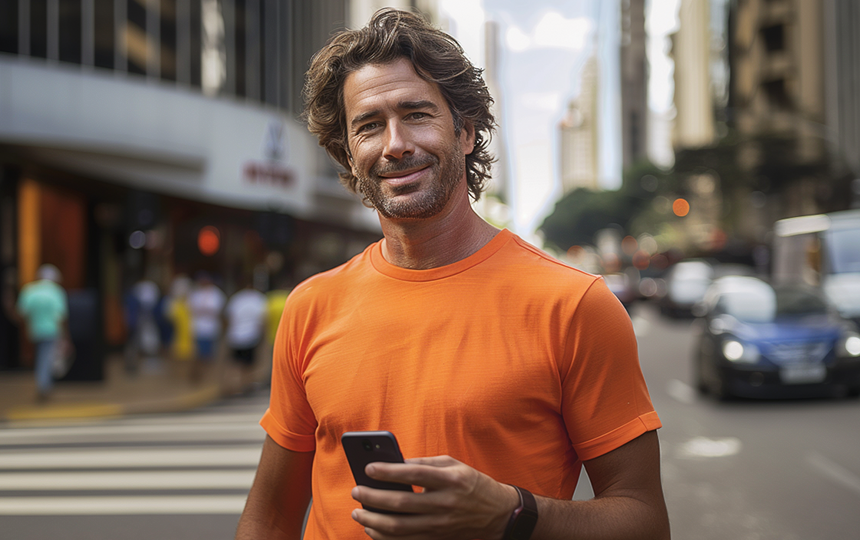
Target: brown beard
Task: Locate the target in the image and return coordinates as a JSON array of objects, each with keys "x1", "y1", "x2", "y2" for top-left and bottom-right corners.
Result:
[{"x1": 357, "y1": 139, "x2": 465, "y2": 219}]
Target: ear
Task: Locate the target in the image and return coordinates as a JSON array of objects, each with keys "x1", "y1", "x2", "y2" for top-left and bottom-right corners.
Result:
[{"x1": 459, "y1": 120, "x2": 476, "y2": 155}]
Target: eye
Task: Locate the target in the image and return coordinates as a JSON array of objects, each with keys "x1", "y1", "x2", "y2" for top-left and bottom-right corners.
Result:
[
  {"x1": 407, "y1": 112, "x2": 429, "y2": 120},
  {"x1": 356, "y1": 122, "x2": 380, "y2": 134}
]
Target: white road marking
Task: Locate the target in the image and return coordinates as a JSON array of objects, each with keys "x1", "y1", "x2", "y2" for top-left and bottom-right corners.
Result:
[
  {"x1": 0, "y1": 447, "x2": 262, "y2": 469},
  {"x1": 0, "y1": 470, "x2": 256, "y2": 490},
  {"x1": 807, "y1": 452, "x2": 860, "y2": 497},
  {"x1": 0, "y1": 422, "x2": 264, "y2": 445},
  {"x1": 676, "y1": 436, "x2": 742, "y2": 458},
  {"x1": 666, "y1": 379, "x2": 697, "y2": 404},
  {"x1": 0, "y1": 495, "x2": 248, "y2": 515}
]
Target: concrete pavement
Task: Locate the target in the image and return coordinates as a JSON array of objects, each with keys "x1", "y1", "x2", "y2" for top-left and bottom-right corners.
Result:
[{"x1": 0, "y1": 353, "x2": 264, "y2": 424}]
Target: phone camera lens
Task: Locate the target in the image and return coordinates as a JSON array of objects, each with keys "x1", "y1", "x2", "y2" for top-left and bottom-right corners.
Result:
[{"x1": 362, "y1": 439, "x2": 372, "y2": 451}]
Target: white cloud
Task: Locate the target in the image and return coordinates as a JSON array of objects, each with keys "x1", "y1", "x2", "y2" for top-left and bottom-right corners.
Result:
[
  {"x1": 533, "y1": 12, "x2": 591, "y2": 51},
  {"x1": 520, "y1": 92, "x2": 561, "y2": 112},
  {"x1": 505, "y1": 11, "x2": 591, "y2": 53},
  {"x1": 506, "y1": 25, "x2": 531, "y2": 52}
]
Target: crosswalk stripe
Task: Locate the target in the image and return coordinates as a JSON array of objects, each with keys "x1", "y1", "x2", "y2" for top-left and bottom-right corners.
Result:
[
  {"x1": 0, "y1": 447, "x2": 262, "y2": 469},
  {"x1": 0, "y1": 495, "x2": 248, "y2": 515},
  {"x1": 0, "y1": 470, "x2": 256, "y2": 490},
  {"x1": 0, "y1": 423, "x2": 265, "y2": 445}
]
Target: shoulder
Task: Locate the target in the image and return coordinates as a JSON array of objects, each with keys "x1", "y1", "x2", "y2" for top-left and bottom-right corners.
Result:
[
  {"x1": 494, "y1": 233, "x2": 602, "y2": 292},
  {"x1": 288, "y1": 243, "x2": 377, "y2": 300}
]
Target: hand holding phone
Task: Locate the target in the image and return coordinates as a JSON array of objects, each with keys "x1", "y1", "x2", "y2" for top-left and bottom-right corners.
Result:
[{"x1": 341, "y1": 431, "x2": 414, "y2": 513}]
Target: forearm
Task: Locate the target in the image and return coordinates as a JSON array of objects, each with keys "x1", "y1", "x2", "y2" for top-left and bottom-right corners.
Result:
[
  {"x1": 235, "y1": 437, "x2": 314, "y2": 540},
  {"x1": 234, "y1": 498, "x2": 307, "y2": 540},
  {"x1": 531, "y1": 493, "x2": 670, "y2": 540}
]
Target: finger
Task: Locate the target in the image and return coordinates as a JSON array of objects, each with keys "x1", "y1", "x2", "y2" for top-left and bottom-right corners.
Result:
[
  {"x1": 352, "y1": 485, "x2": 451, "y2": 516},
  {"x1": 352, "y1": 507, "x2": 456, "y2": 539},
  {"x1": 366, "y1": 461, "x2": 463, "y2": 491},
  {"x1": 403, "y1": 455, "x2": 459, "y2": 467}
]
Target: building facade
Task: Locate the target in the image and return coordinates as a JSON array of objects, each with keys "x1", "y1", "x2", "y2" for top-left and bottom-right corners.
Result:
[
  {"x1": 0, "y1": 0, "x2": 386, "y2": 373},
  {"x1": 559, "y1": 55, "x2": 600, "y2": 193}
]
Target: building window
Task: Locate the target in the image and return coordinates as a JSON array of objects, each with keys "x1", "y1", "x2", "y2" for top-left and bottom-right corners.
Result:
[
  {"x1": 763, "y1": 79, "x2": 790, "y2": 109},
  {"x1": 126, "y1": 0, "x2": 148, "y2": 75},
  {"x1": 0, "y1": 1, "x2": 18, "y2": 54},
  {"x1": 59, "y1": 0, "x2": 83, "y2": 64},
  {"x1": 161, "y1": 0, "x2": 177, "y2": 81},
  {"x1": 761, "y1": 24, "x2": 784, "y2": 53},
  {"x1": 94, "y1": 0, "x2": 115, "y2": 69},
  {"x1": 30, "y1": 0, "x2": 49, "y2": 59}
]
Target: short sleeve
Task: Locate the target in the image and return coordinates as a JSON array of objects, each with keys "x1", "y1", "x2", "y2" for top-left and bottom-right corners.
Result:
[
  {"x1": 560, "y1": 278, "x2": 661, "y2": 461},
  {"x1": 260, "y1": 296, "x2": 318, "y2": 452}
]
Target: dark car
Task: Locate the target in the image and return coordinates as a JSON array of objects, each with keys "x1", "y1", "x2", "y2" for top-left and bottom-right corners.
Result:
[{"x1": 692, "y1": 276, "x2": 860, "y2": 399}]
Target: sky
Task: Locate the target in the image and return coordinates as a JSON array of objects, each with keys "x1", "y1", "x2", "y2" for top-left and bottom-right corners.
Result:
[{"x1": 440, "y1": 0, "x2": 681, "y2": 242}]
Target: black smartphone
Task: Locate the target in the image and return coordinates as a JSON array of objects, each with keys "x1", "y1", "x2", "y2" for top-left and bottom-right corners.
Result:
[{"x1": 341, "y1": 430, "x2": 414, "y2": 513}]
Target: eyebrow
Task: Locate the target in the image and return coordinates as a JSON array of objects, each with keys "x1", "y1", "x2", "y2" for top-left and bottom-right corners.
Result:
[{"x1": 349, "y1": 100, "x2": 441, "y2": 129}]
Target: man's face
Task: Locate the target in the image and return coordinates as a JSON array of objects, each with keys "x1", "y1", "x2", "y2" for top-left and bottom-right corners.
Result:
[{"x1": 343, "y1": 58, "x2": 475, "y2": 220}]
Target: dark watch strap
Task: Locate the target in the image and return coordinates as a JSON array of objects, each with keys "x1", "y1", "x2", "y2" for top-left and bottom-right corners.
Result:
[{"x1": 503, "y1": 485, "x2": 538, "y2": 540}]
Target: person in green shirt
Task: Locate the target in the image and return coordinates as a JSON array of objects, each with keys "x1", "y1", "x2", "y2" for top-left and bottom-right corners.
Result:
[{"x1": 16, "y1": 264, "x2": 69, "y2": 401}]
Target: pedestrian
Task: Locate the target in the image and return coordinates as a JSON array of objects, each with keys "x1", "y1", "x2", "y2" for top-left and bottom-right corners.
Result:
[
  {"x1": 15, "y1": 264, "x2": 70, "y2": 402},
  {"x1": 166, "y1": 275, "x2": 195, "y2": 363},
  {"x1": 224, "y1": 281, "x2": 267, "y2": 395},
  {"x1": 187, "y1": 272, "x2": 226, "y2": 383},
  {"x1": 123, "y1": 275, "x2": 162, "y2": 374},
  {"x1": 236, "y1": 9, "x2": 668, "y2": 540}
]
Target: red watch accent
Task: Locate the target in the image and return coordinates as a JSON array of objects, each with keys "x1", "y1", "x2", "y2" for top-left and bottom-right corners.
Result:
[{"x1": 503, "y1": 485, "x2": 538, "y2": 540}]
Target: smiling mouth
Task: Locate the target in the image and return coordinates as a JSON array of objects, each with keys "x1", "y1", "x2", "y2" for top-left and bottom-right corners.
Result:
[{"x1": 379, "y1": 165, "x2": 430, "y2": 182}]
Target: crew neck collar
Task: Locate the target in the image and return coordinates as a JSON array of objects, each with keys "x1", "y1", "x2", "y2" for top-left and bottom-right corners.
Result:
[{"x1": 369, "y1": 228, "x2": 512, "y2": 282}]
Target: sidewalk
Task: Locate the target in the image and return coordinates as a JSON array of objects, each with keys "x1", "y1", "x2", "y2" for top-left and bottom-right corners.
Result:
[{"x1": 0, "y1": 354, "x2": 237, "y2": 425}]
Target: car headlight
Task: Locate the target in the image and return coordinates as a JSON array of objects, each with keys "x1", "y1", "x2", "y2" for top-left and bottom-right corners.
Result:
[
  {"x1": 722, "y1": 340, "x2": 760, "y2": 363},
  {"x1": 837, "y1": 332, "x2": 860, "y2": 358}
]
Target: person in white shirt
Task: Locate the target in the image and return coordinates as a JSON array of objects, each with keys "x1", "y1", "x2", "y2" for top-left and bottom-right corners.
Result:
[
  {"x1": 225, "y1": 283, "x2": 267, "y2": 394},
  {"x1": 187, "y1": 272, "x2": 226, "y2": 382}
]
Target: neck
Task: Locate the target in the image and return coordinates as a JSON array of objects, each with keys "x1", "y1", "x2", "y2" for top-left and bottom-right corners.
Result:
[{"x1": 378, "y1": 190, "x2": 499, "y2": 270}]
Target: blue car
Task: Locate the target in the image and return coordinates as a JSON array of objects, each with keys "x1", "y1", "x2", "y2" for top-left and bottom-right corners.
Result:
[{"x1": 692, "y1": 276, "x2": 860, "y2": 399}]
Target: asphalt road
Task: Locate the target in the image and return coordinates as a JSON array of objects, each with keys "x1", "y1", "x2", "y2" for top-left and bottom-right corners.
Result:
[
  {"x1": 632, "y1": 302, "x2": 860, "y2": 540},
  {"x1": 2, "y1": 303, "x2": 859, "y2": 539}
]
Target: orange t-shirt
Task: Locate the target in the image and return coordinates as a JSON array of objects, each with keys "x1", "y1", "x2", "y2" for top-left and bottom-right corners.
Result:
[{"x1": 262, "y1": 229, "x2": 661, "y2": 539}]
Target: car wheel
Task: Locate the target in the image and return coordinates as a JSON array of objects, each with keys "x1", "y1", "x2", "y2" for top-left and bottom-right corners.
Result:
[
  {"x1": 694, "y1": 348, "x2": 708, "y2": 394},
  {"x1": 711, "y1": 375, "x2": 733, "y2": 401}
]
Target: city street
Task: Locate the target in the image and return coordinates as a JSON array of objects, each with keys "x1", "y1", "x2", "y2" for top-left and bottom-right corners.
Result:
[
  {"x1": 2, "y1": 303, "x2": 860, "y2": 539},
  {"x1": 633, "y1": 302, "x2": 860, "y2": 540}
]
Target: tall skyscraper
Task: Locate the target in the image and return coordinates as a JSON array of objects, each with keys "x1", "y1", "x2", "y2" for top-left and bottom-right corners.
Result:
[{"x1": 620, "y1": 0, "x2": 648, "y2": 169}]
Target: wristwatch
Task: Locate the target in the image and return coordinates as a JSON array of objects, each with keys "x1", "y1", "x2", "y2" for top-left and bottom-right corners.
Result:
[{"x1": 503, "y1": 485, "x2": 538, "y2": 540}]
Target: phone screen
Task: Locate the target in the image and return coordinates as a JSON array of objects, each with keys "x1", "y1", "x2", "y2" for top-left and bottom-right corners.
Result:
[{"x1": 341, "y1": 431, "x2": 414, "y2": 513}]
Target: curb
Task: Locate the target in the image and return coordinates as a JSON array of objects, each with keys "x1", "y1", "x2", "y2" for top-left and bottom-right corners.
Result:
[{"x1": 1, "y1": 384, "x2": 222, "y2": 423}]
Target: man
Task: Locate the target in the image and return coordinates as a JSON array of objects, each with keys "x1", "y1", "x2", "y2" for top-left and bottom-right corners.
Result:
[
  {"x1": 236, "y1": 9, "x2": 669, "y2": 540},
  {"x1": 16, "y1": 264, "x2": 69, "y2": 401}
]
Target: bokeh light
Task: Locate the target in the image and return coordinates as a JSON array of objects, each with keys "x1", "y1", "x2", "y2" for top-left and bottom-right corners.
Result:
[{"x1": 198, "y1": 226, "x2": 221, "y2": 256}]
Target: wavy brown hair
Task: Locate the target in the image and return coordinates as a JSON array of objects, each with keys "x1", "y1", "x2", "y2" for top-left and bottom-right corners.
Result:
[{"x1": 303, "y1": 8, "x2": 496, "y2": 201}]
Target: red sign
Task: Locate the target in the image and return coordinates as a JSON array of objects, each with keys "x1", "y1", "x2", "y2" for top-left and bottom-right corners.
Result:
[{"x1": 243, "y1": 161, "x2": 295, "y2": 189}]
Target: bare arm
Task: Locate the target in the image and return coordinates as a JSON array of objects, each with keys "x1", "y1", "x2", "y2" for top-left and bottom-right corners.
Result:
[
  {"x1": 530, "y1": 430, "x2": 670, "y2": 539},
  {"x1": 351, "y1": 430, "x2": 669, "y2": 540},
  {"x1": 235, "y1": 435, "x2": 314, "y2": 540}
]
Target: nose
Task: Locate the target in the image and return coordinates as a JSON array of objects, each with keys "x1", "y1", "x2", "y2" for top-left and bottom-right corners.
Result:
[{"x1": 382, "y1": 122, "x2": 414, "y2": 161}]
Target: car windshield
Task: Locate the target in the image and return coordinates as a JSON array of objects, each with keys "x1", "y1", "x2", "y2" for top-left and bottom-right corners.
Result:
[
  {"x1": 720, "y1": 284, "x2": 828, "y2": 323},
  {"x1": 827, "y1": 227, "x2": 860, "y2": 274}
]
